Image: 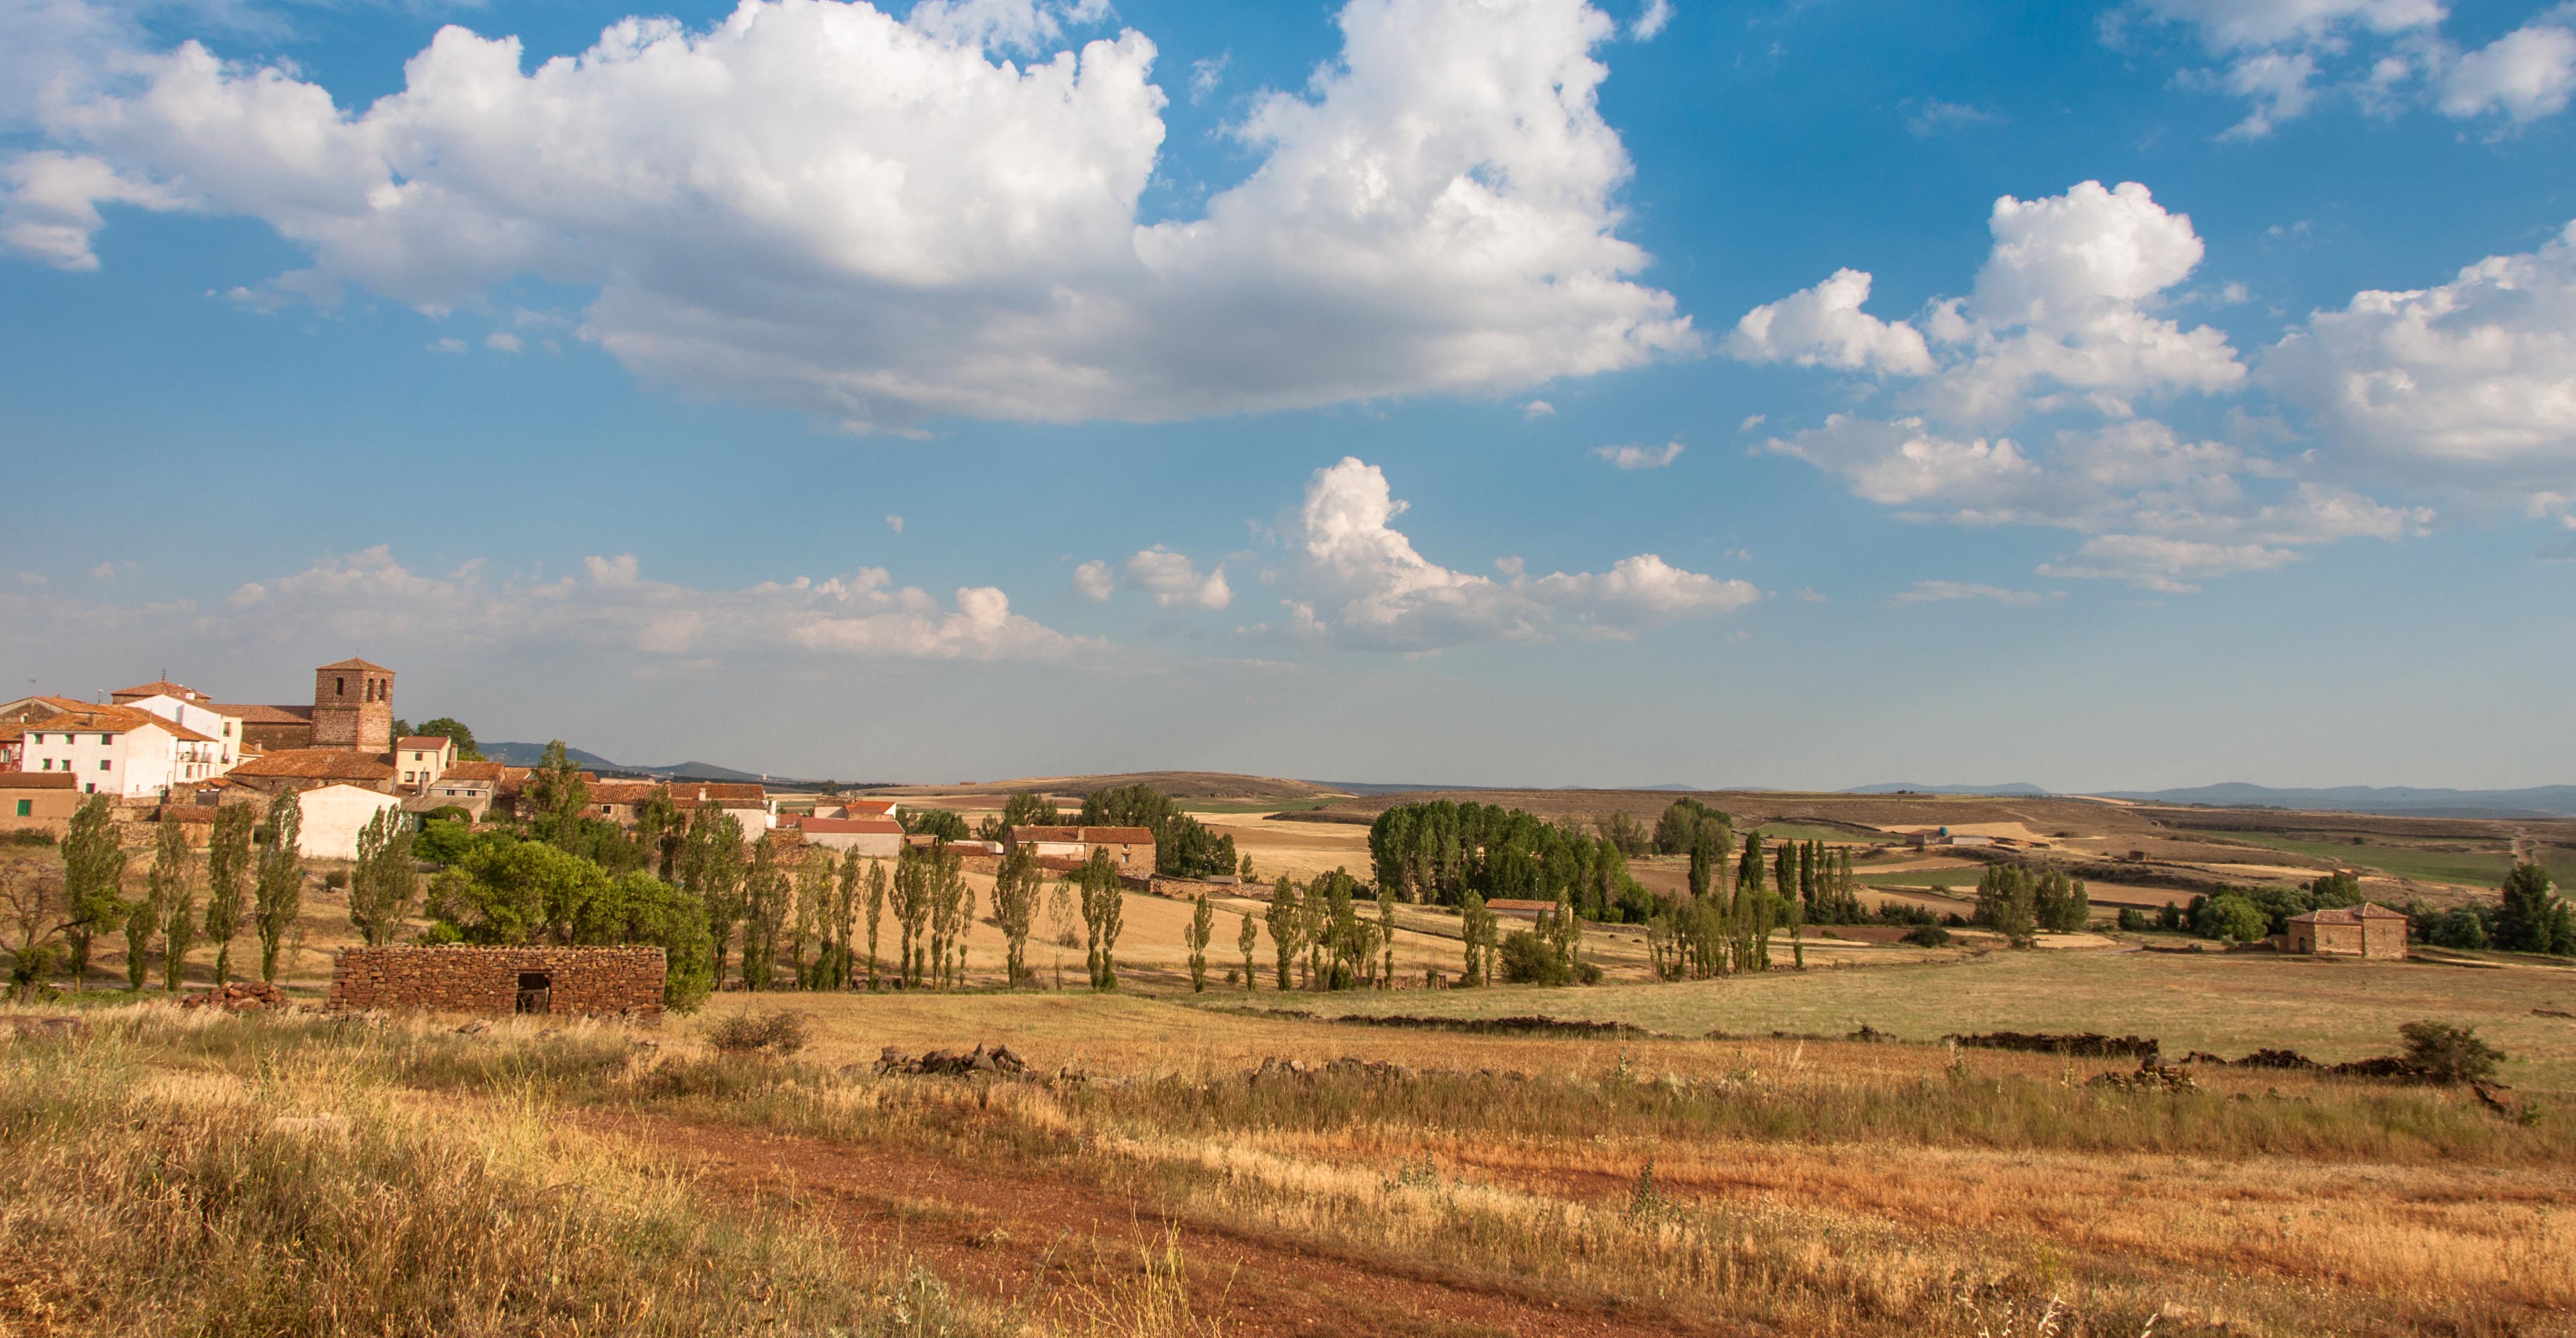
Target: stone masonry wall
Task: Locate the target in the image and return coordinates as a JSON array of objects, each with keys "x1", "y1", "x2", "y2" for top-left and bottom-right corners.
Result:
[{"x1": 329, "y1": 945, "x2": 665, "y2": 1018}]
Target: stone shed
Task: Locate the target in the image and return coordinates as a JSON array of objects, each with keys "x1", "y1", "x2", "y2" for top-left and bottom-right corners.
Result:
[
  {"x1": 2284, "y1": 903, "x2": 2409, "y2": 959},
  {"x1": 329, "y1": 945, "x2": 666, "y2": 1018}
]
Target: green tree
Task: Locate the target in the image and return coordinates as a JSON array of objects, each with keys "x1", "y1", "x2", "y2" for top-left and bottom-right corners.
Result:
[
  {"x1": 415, "y1": 717, "x2": 484, "y2": 761},
  {"x1": 60, "y1": 794, "x2": 129, "y2": 990},
  {"x1": 1377, "y1": 885, "x2": 1398, "y2": 986},
  {"x1": 1265, "y1": 876, "x2": 1303, "y2": 989},
  {"x1": 927, "y1": 842, "x2": 971, "y2": 989},
  {"x1": 128, "y1": 818, "x2": 186, "y2": 991},
  {"x1": 1186, "y1": 893, "x2": 1213, "y2": 992},
  {"x1": 2495, "y1": 863, "x2": 2575, "y2": 956},
  {"x1": 252, "y1": 791, "x2": 304, "y2": 982},
  {"x1": 1458, "y1": 887, "x2": 1498, "y2": 986},
  {"x1": 901, "y1": 807, "x2": 971, "y2": 842},
  {"x1": 993, "y1": 844, "x2": 1040, "y2": 986},
  {"x1": 1237, "y1": 909, "x2": 1259, "y2": 991},
  {"x1": 633, "y1": 783, "x2": 681, "y2": 879},
  {"x1": 738, "y1": 834, "x2": 791, "y2": 991},
  {"x1": 422, "y1": 839, "x2": 611, "y2": 945},
  {"x1": 1077, "y1": 847, "x2": 1124, "y2": 990},
  {"x1": 981, "y1": 790, "x2": 1063, "y2": 842},
  {"x1": 2197, "y1": 893, "x2": 2268, "y2": 944},
  {"x1": 1078, "y1": 783, "x2": 1237, "y2": 878},
  {"x1": 347, "y1": 807, "x2": 419, "y2": 947},
  {"x1": 789, "y1": 845, "x2": 829, "y2": 988},
  {"x1": 150, "y1": 817, "x2": 197, "y2": 992},
  {"x1": 863, "y1": 855, "x2": 888, "y2": 989},
  {"x1": 575, "y1": 870, "x2": 715, "y2": 1012},
  {"x1": 1974, "y1": 865, "x2": 2038, "y2": 946},
  {"x1": 200, "y1": 804, "x2": 254, "y2": 982},
  {"x1": 1594, "y1": 810, "x2": 1650, "y2": 858},
  {"x1": 678, "y1": 807, "x2": 747, "y2": 986},
  {"x1": 528, "y1": 741, "x2": 592, "y2": 841},
  {"x1": 2032, "y1": 869, "x2": 2090, "y2": 933}
]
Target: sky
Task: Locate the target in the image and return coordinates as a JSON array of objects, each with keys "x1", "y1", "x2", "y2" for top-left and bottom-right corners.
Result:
[{"x1": 2, "y1": 0, "x2": 2572, "y2": 792}]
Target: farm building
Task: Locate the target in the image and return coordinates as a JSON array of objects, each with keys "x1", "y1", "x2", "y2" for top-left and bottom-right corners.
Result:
[
  {"x1": 292, "y1": 783, "x2": 407, "y2": 860},
  {"x1": 328, "y1": 945, "x2": 665, "y2": 1017},
  {"x1": 2284, "y1": 904, "x2": 2409, "y2": 959},
  {"x1": 788, "y1": 814, "x2": 904, "y2": 857},
  {"x1": 1004, "y1": 825, "x2": 1155, "y2": 874},
  {"x1": 0, "y1": 772, "x2": 82, "y2": 835}
]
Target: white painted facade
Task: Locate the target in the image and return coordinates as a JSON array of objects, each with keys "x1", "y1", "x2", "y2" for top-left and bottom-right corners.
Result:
[
  {"x1": 294, "y1": 784, "x2": 408, "y2": 860},
  {"x1": 395, "y1": 737, "x2": 456, "y2": 792},
  {"x1": 124, "y1": 694, "x2": 247, "y2": 770},
  {"x1": 19, "y1": 717, "x2": 226, "y2": 797}
]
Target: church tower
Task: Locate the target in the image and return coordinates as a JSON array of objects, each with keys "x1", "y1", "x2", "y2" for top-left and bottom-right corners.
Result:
[{"x1": 311, "y1": 658, "x2": 394, "y2": 753}]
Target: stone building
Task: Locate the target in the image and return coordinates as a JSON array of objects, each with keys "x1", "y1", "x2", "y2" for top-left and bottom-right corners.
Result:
[
  {"x1": 225, "y1": 749, "x2": 397, "y2": 796},
  {"x1": 0, "y1": 772, "x2": 82, "y2": 835},
  {"x1": 329, "y1": 945, "x2": 666, "y2": 1017},
  {"x1": 1005, "y1": 825, "x2": 1157, "y2": 876},
  {"x1": 2285, "y1": 903, "x2": 2409, "y2": 959},
  {"x1": 310, "y1": 658, "x2": 395, "y2": 752}
]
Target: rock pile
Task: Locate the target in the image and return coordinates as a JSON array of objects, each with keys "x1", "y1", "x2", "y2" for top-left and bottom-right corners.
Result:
[
  {"x1": 181, "y1": 981, "x2": 289, "y2": 1012},
  {"x1": 2087, "y1": 1060, "x2": 2198, "y2": 1093},
  {"x1": 875, "y1": 1043, "x2": 1032, "y2": 1078},
  {"x1": 1947, "y1": 1030, "x2": 2161, "y2": 1059},
  {"x1": 1247, "y1": 1055, "x2": 1430, "y2": 1083}
]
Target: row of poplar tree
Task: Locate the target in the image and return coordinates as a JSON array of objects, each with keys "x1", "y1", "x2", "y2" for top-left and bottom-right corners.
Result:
[{"x1": 31, "y1": 790, "x2": 312, "y2": 994}]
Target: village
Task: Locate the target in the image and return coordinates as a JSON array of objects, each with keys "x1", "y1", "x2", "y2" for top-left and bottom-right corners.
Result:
[{"x1": 4, "y1": 657, "x2": 2573, "y2": 1337}]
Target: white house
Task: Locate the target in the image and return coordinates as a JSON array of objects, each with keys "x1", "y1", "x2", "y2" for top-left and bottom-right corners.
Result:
[
  {"x1": 17, "y1": 703, "x2": 228, "y2": 797},
  {"x1": 786, "y1": 815, "x2": 905, "y2": 857},
  {"x1": 293, "y1": 783, "x2": 408, "y2": 860},
  {"x1": 120, "y1": 692, "x2": 248, "y2": 771},
  {"x1": 394, "y1": 735, "x2": 456, "y2": 792}
]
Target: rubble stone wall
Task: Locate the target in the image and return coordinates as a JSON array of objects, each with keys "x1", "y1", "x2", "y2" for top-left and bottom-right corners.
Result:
[{"x1": 328, "y1": 945, "x2": 665, "y2": 1018}]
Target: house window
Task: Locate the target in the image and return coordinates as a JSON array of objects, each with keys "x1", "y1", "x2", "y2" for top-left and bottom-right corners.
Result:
[
  {"x1": 84, "y1": 783, "x2": 94, "y2": 794},
  {"x1": 99, "y1": 760, "x2": 111, "y2": 771},
  {"x1": 99, "y1": 734, "x2": 113, "y2": 744},
  {"x1": 38, "y1": 759, "x2": 49, "y2": 771},
  {"x1": 13, "y1": 801, "x2": 28, "y2": 817},
  {"x1": 336, "y1": 676, "x2": 346, "y2": 696}
]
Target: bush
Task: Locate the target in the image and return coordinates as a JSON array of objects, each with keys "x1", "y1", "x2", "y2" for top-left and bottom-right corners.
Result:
[
  {"x1": 2116, "y1": 907, "x2": 2150, "y2": 932},
  {"x1": 3, "y1": 829, "x2": 57, "y2": 846},
  {"x1": 2398, "y1": 1021, "x2": 2504, "y2": 1086},
  {"x1": 1901, "y1": 924, "x2": 1952, "y2": 948},
  {"x1": 1872, "y1": 902, "x2": 1938, "y2": 926},
  {"x1": 703, "y1": 1009, "x2": 810, "y2": 1057},
  {"x1": 2195, "y1": 893, "x2": 2269, "y2": 943},
  {"x1": 1498, "y1": 930, "x2": 1570, "y2": 986}
]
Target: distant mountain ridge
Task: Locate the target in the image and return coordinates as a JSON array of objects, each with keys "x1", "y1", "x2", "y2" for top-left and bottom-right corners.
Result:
[
  {"x1": 477, "y1": 743, "x2": 806, "y2": 786},
  {"x1": 1847, "y1": 782, "x2": 2049, "y2": 796},
  {"x1": 2102, "y1": 783, "x2": 2576, "y2": 817}
]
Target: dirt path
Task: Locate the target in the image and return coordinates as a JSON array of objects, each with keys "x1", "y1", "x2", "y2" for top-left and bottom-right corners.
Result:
[{"x1": 584, "y1": 1110, "x2": 1734, "y2": 1338}]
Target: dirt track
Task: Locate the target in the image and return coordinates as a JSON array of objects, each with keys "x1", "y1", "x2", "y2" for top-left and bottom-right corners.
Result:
[{"x1": 589, "y1": 1110, "x2": 1732, "y2": 1338}]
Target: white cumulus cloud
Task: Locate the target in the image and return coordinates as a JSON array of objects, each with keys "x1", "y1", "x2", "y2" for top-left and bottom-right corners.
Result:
[
  {"x1": 1592, "y1": 440, "x2": 1683, "y2": 469},
  {"x1": 2133, "y1": 0, "x2": 2576, "y2": 134},
  {"x1": 1724, "y1": 267, "x2": 1933, "y2": 376},
  {"x1": 1269, "y1": 456, "x2": 1755, "y2": 649},
  {"x1": 1123, "y1": 547, "x2": 1231, "y2": 609},
  {"x1": 3, "y1": 0, "x2": 1693, "y2": 430},
  {"x1": 2265, "y1": 219, "x2": 2576, "y2": 492}
]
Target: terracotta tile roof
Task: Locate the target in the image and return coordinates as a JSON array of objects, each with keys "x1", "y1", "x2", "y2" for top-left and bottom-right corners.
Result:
[
  {"x1": 438, "y1": 762, "x2": 511, "y2": 784},
  {"x1": 395, "y1": 736, "x2": 453, "y2": 752},
  {"x1": 679, "y1": 783, "x2": 767, "y2": 801},
  {"x1": 112, "y1": 680, "x2": 204, "y2": 701},
  {"x1": 1, "y1": 695, "x2": 88, "y2": 724},
  {"x1": 229, "y1": 751, "x2": 396, "y2": 781},
  {"x1": 840, "y1": 799, "x2": 899, "y2": 816},
  {"x1": 1009, "y1": 825, "x2": 1155, "y2": 845},
  {"x1": 2289, "y1": 903, "x2": 2408, "y2": 924},
  {"x1": 210, "y1": 703, "x2": 314, "y2": 724},
  {"x1": 0, "y1": 772, "x2": 78, "y2": 790},
  {"x1": 590, "y1": 781, "x2": 664, "y2": 804},
  {"x1": 792, "y1": 816, "x2": 905, "y2": 835},
  {"x1": 317, "y1": 657, "x2": 394, "y2": 672},
  {"x1": 0, "y1": 722, "x2": 21, "y2": 742},
  {"x1": 26, "y1": 703, "x2": 219, "y2": 744}
]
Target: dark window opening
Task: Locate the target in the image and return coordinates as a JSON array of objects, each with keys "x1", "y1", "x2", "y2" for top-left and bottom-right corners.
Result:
[
  {"x1": 515, "y1": 971, "x2": 552, "y2": 1015},
  {"x1": 336, "y1": 676, "x2": 346, "y2": 697}
]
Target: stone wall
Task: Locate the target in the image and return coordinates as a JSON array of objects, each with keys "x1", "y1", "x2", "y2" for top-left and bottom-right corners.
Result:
[{"x1": 328, "y1": 945, "x2": 665, "y2": 1018}]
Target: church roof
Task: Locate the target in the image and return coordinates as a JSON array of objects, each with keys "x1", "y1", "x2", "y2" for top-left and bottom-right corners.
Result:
[{"x1": 316, "y1": 657, "x2": 394, "y2": 673}]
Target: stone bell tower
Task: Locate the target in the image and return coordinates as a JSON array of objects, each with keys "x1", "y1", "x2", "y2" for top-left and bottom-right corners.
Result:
[{"x1": 311, "y1": 657, "x2": 394, "y2": 753}]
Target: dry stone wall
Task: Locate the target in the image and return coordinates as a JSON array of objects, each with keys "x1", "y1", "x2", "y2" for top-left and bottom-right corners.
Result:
[{"x1": 329, "y1": 945, "x2": 665, "y2": 1018}]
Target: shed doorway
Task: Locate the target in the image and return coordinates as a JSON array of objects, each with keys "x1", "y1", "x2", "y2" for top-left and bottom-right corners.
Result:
[{"x1": 515, "y1": 971, "x2": 552, "y2": 1015}]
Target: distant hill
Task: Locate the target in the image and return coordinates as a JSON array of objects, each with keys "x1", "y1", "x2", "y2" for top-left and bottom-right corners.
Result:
[
  {"x1": 2106, "y1": 783, "x2": 2576, "y2": 817},
  {"x1": 479, "y1": 742, "x2": 623, "y2": 770},
  {"x1": 1847, "y1": 782, "x2": 2050, "y2": 796}
]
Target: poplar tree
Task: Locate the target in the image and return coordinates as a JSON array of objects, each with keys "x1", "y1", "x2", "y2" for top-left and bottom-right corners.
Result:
[
  {"x1": 1237, "y1": 910, "x2": 1259, "y2": 991},
  {"x1": 61, "y1": 795, "x2": 129, "y2": 991},
  {"x1": 150, "y1": 818, "x2": 197, "y2": 991},
  {"x1": 792, "y1": 847, "x2": 831, "y2": 988},
  {"x1": 893, "y1": 844, "x2": 931, "y2": 987},
  {"x1": 679, "y1": 807, "x2": 748, "y2": 986},
  {"x1": 252, "y1": 791, "x2": 303, "y2": 983},
  {"x1": 126, "y1": 819, "x2": 181, "y2": 990},
  {"x1": 1458, "y1": 887, "x2": 1496, "y2": 986},
  {"x1": 863, "y1": 856, "x2": 888, "y2": 989},
  {"x1": 347, "y1": 807, "x2": 418, "y2": 947},
  {"x1": 1377, "y1": 886, "x2": 1398, "y2": 986},
  {"x1": 1186, "y1": 894, "x2": 1213, "y2": 992},
  {"x1": 1265, "y1": 876, "x2": 1303, "y2": 990},
  {"x1": 993, "y1": 844, "x2": 1041, "y2": 986},
  {"x1": 1077, "y1": 848, "x2": 1122, "y2": 990},
  {"x1": 738, "y1": 834, "x2": 789, "y2": 991},
  {"x1": 201, "y1": 804, "x2": 253, "y2": 982}
]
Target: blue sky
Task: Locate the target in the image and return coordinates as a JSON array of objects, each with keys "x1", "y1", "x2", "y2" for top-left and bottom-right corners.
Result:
[{"x1": 3, "y1": 0, "x2": 2572, "y2": 790}]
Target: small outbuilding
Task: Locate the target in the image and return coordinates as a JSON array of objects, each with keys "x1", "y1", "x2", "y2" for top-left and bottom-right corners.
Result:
[
  {"x1": 328, "y1": 945, "x2": 667, "y2": 1018},
  {"x1": 2284, "y1": 903, "x2": 2409, "y2": 959}
]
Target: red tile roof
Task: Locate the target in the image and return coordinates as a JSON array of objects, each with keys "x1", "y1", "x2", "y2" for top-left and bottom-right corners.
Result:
[
  {"x1": 317, "y1": 657, "x2": 394, "y2": 672},
  {"x1": 395, "y1": 736, "x2": 452, "y2": 752},
  {"x1": 681, "y1": 783, "x2": 767, "y2": 801},
  {"x1": 1009, "y1": 825, "x2": 1155, "y2": 845},
  {"x1": 793, "y1": 816, "x2": 905, "y2": 834},
  {"x1": 0, "y1": 773, "x2": 78, "y2": 790},
  {"x1": 210, "y1": 704, "x2": 314, "y2": 724},
  {"x1": 26, "y1": 702, "x2": 219, "y2": 744},
  {"x1": 230, "y1": 751, "x2": 396, "y2": 781},
  {"x1": 2289, "y1": 904, "x2": 2408, "y2": 924},
  {"x1": 112, "y1": 680, "x2": 204, "y2": 701}
]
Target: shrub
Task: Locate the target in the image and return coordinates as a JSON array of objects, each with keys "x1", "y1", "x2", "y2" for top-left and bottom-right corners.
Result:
[
  {"x1": 1901, "y1": 924, "x2": 1953, "y2": 948},
  {"x1": 2116, "y1": 907, "x2": 2150, "y2": 932},
  {"x1": 703, "y1": 1009, "x2": 810, "y2": 1057},
  {"x1": 2195, "y1": 893, "x2": 2268, "y2": 943},
  {"x1": 1498, "y1": 930, "x2": 1570, "y2": 985},
  {"x1": 2397, "y1": 1021, "x2": 2504, "y2": 1086},
  {"x1": 3, "y1": 829, "x2": 57, "y2": 847}
]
